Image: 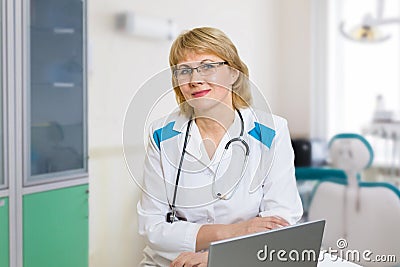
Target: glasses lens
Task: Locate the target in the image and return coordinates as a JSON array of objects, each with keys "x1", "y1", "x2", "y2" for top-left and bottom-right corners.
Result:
[
  {"x1": 198, "y1": 63, "x2": 218, "y2": 76},
  {"x1": 175, "y1": 68, "x2": 192, "y2": 81},
  {"x1": 174, "y1": 62, "x2": 226, "y2": 82}
]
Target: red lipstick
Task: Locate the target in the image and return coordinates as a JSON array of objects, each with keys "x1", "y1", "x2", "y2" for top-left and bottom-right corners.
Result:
[{"x1": 192, "y1": 89, "x2": 211, "y2": 98}]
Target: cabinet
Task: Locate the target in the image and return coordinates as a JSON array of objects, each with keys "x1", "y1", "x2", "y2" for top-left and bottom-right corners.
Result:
[
  {"x1": 1, "y1": 0, "x2": 88, "y2": 266},
  {"x1": 0, "y1": 198, "x2": 9, "y2": 267},
  {"x1": 23, "y1": 185, "x2": 88, "y2": 267}
]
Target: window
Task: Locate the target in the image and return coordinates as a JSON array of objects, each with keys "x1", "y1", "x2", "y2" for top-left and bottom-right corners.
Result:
[
  {"x1": 312, "y1": 0, "x2": 400, "y2": 182},
  {"x1": 28, "y1": 0, "x2": 86, "y2": 183},
  {"x1": 326, "y1": 0, "x2": 400, "y2": 137}
]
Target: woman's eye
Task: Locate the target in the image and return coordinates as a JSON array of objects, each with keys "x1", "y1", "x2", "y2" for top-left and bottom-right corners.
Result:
[
  {"x1": 202, "y1": 64, "x2": 215, "y2": 70},
  {"x1": 179, "y1": 68, "x2": 191, "y2": 75}
]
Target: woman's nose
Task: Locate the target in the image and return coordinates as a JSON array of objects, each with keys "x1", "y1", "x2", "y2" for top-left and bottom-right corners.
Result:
[{"x1": 189, "y1": 69, "x2": 204, "y2": 84}]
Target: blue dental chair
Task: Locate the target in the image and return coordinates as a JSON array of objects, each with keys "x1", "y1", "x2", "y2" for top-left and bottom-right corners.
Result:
[{"x1": 308, "y1": 134, "x2": 400, "y2": 267}]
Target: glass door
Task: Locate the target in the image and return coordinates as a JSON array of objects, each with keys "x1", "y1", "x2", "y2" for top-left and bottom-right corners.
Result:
[
  {"x1": 27, "y1": 0, "x2": 87, "y2": 185},
  {"x1": 0, "y1": 0, "x2": 4, "y2": 190}
]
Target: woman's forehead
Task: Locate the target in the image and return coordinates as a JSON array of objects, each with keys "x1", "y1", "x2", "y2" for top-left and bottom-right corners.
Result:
[{"x1": 177, "y1": 51, "x2": 222, "y2": 65}]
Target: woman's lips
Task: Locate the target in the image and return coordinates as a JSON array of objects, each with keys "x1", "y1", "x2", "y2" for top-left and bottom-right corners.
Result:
[{"x1": 192, "y1": 89, "x2": 211, "y2": 98}]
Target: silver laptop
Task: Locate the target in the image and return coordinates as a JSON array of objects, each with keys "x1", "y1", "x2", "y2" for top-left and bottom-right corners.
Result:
[{"x1": 208, "y1": 220, "x2": 325, "y2": 267}]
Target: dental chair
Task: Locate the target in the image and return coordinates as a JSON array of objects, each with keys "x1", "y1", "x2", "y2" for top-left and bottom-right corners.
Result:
[
  {"x1": 308, "y1": 134, "x2": 400, "y2": 266},
  {"x1": 295, "y1": 167, "x2": 347, "y2": 222}
]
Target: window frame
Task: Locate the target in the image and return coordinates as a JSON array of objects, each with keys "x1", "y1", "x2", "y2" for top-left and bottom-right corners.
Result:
[{"x1": 0, "y1": 0, "x2": 7, "y2": 191}]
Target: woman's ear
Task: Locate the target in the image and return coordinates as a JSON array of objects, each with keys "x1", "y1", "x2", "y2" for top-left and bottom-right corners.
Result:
[{"x1": 230, "y1": 69, "x2": 240, "y2": 85}]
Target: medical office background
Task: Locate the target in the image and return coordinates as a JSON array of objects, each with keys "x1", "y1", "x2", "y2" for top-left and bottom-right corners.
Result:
[{"x1": 0, "y1": 0, "x2": 399, "y2": 266}]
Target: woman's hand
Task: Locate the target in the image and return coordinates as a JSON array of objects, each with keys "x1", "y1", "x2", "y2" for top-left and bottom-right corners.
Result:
[
  {"x1": 170, "y1": 251, "x2": 208, "y2": 267},
  {"x1": 229, "y1": 216, "x2": 289, "y2": 237},
  {"x1": 172, "y1": 216, "x2": 287, "y2": 266}
]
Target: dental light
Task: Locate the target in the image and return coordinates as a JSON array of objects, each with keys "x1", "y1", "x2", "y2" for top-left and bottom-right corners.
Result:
[{"x1": 339, "y1": 0, "x2": 400, "y2": 43}]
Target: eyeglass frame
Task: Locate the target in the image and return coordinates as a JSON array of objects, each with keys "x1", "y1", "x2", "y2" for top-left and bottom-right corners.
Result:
[{"x1": 173, "y1": 61, "x2": 229, "y2": 81}]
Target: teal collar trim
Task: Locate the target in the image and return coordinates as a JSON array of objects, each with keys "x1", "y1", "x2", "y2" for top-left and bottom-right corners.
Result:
[
  {"x1": 153, "y1": 121, "x2": 181, "y2": 149},
  {"x1": 248, "y1": 122, "x2": 276, "y2": 149}
]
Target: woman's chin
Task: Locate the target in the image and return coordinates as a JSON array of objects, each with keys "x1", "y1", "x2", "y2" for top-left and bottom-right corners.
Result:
[{"x1": 187, "y1": 99, "x2": 222, "y2": 114}]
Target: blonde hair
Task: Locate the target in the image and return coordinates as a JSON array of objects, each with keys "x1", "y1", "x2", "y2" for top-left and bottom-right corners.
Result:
[{"x1": 169, "y1": 27, "x2": 252, "y2": 114}]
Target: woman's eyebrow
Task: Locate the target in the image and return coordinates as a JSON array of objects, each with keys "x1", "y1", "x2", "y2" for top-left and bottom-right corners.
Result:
[
  {"x1": 200, "y1": 59, "x2": 214, "y2": 63},
  {"x1": 176, "y1": 64, "x2": 191, "y2": 69},
  {"x1": 177, "y1": 59, "x2": 214, "y2": 68}
]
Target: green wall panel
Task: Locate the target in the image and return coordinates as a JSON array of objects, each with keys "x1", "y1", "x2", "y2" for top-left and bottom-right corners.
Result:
[
  {"x1": 23, "y1": 184, "x2": 88, "y2": 267},
  {"x1": 0, "y1": 197, "x2": 9, "y2": 267}
]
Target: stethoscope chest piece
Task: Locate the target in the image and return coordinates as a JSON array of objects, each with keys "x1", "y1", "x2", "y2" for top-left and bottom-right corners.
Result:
[{"x1": 166, "y1": 211, "x2": 187, "y2": 223}]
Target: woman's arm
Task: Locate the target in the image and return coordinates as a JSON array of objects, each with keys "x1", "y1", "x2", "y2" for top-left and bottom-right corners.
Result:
[
  {"x1": 169, "y1": 216, "x2": 289, "y2": 267},
  {"x1": 195, "y1": 216, "x2": 289, "y2": 251},
  {"x1": 137, "y1": 125, "x2": 203, "y2": 260}
]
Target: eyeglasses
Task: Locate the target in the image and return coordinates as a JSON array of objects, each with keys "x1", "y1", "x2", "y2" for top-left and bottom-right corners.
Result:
[{"x1": 173, "y1": 61, "x2": 228, "y2": 82}]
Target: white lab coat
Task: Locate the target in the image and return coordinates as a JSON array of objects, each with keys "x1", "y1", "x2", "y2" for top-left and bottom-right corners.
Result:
[{"x1": 137, "y1": 108, "x2": 303, "y2": 266}]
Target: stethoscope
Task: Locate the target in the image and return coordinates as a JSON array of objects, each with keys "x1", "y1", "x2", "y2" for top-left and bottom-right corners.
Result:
[{"x1": 166, "y1": 109, "x2": 250, "y2": 223}]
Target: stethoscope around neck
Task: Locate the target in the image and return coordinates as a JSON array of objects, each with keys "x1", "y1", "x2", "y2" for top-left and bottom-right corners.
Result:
[{"x1": 166, "y1": 109, "x2": 250, "y2": 223}]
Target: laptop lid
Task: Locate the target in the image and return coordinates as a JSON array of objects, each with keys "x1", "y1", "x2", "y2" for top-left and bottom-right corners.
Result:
[{"x1": 208, "y1": 220, "x2": 325, "y2": 267}]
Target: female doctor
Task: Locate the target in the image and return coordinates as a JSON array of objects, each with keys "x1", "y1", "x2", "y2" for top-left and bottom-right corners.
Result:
[{"x1": 137, "y1": 27, "x2": 303, "y2": 267}]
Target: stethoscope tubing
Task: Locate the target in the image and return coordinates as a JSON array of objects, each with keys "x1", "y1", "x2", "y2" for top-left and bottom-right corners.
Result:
[
  {"x1": 211, "y1": 145, "x2": 249, "y2": 200},
  {"x1": 169, "y1": 118, "x2": 192, "y2": 219}
]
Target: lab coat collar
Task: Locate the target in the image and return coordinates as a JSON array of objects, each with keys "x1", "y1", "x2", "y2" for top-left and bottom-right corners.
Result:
[
  {"x1": 172, "y1": 111, "x2": 191, "y2": 133},
  {"x1": 184, "y1": 121, "x2": 215, "y2": 168},
  {"x1": 181, "y1": 109, "x2": 244, "y2": 172},
  {"x1": 171, "y1": 107, "x2": 270, "y2": 134},
  {"x1": 240, "y1": 108, "x2": 276, "y2": 135},
  {"x1": 171, "y1": 107, "x2": 276, "y2": 135},
  {"x1": 171, "y1": 108, "x2": 275, "y2": 173},
  {"x1": 165, "y1": 111, "x2": 209, "y2": 169}
]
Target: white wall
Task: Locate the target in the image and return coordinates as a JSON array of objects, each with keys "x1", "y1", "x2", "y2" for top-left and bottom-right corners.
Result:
[
  {"x1": 88, "y1": 1, "x2": 311, "y2": 266},
  {"x1": 277, "y1": 0, "x2": 312, "y2": 138}
]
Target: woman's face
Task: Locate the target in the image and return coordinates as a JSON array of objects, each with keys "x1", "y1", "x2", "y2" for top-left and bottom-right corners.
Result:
[{"x1": 175, "y1": 52, "x2": 238, "y2": 114}]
